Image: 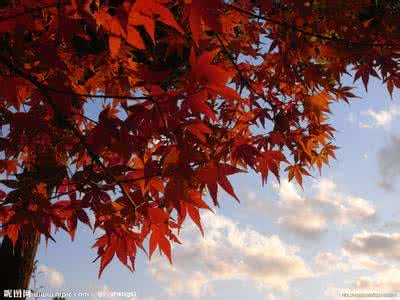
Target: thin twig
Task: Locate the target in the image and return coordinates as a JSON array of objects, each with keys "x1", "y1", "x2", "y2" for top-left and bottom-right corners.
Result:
[
  {"x1": 215, "y1": 33, "x2": 273, "y2": 109},
  {"x1": 43, "y1": 86, "x2": 150, "y2": 102},
  {"x1": 226, "y1": 4, "x2": 400, "y2": 49},
  {"x1": 0, "y1": 54, "x2": 139, "y2": 210}
]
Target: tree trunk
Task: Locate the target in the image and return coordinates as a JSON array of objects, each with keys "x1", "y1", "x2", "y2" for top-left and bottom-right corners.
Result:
[
  {"x1": 0, "y1": 153, "x2": 61, "y2": 298},
  {"x1": 0, "y1": 232, "x2": 40, "y2": 296}
]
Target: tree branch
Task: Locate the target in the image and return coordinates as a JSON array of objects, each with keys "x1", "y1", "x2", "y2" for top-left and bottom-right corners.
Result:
[
  {"x1": 215, "y1": 33, "x2": 273, "y2": 110},
  {"x1": 226, "y1": 4, "x2": 400, "y2": 49},
  {"x1": 39, "y1": 85, "x2": 150, "y2": 102},
  {"x1": 0, "y1": 54, "x2": 139, "y2": 210}
]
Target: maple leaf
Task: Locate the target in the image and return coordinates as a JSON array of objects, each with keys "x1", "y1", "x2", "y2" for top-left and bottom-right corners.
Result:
[
  {"x1": 188, "y1": 0, "x2": 223, "y2": 44},
  {"x1": 109, "y1": 18, "x2": 122, "y2": 58},
  {"x1": 128, "y1": 11, "x2": 156, "y2": 43},
  {"x1": 305, "y1": 90, "x2": 332, "y2": 114},
  {"x1": 98, "y1": 244, "x2": 116, "y2": 278},
  {"x1": 149, "y1": 226, "x2": 172, "y2": 263},
  {"x1": 286, "y1": 165, "x2": 311, "y2": 188},
  {"x1": 185, "y1": 121, "x2": 212, "y2": 143},
  {"x1": 148, "y1": 207, "x2": 169, "y2": 224},
  {"x1": 133, "y1": 0, "x2": 184, "y2": 35},
  {"x1": 189, "y1": 49, "x2": 238, "y2": 101},
  {"x1": 127, "y1": 26, "x2": 146, "y2": 50},
  {"x1": 258, "y1": 151, "x2": 288, "y2": 184},
  {"x1": 196, "y1": 163, "x2": 244, "y2": 205},
  {"x1": 187, "y1": 203, "x2": 203, "y2": 236},
  {"x1": 185, "y1": 89, "x2": 217, "y2": 121},
  {"x1": 0, "y1": 0, "x2": 399, "y2": 280}
]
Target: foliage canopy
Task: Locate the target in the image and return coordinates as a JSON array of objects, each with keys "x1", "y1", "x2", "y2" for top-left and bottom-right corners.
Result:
[{"x1": 0, "y1": 0, "x2": 399, "y2": 276}]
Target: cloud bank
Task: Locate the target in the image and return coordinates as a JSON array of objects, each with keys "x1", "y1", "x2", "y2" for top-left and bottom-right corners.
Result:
[
  {"x1": 246, "y1": 178, "x2": 376, "y2": 238},
  {"x1": 148, "y1": 213, "x2": 312, "y2": 297}
]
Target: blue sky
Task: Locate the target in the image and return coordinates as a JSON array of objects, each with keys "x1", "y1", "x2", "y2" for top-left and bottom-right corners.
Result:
[{"x1": 35, "y1": 77, "x2": 400, "y2": 300}]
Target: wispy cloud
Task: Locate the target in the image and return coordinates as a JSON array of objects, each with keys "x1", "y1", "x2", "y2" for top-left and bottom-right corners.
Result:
[
  {"x1": 246, "y1": 179, "x2": 376, "y2": 238},
  {"x1": 325, "y1": 268, "x2": 400, "y2": 300},
  {"x1": 314, "y1": 250, "x2": 387, "y2": 275},
  {"x1": 314, "y1": 252, "x2": 349, "y2": 274},
  {"x1": 37, "y1": 265, "x2": 65, "y2": 288},
  {"x1": 353, "y1": 268, "x2": 400, "y2": 291},
  {"x1": 359, "y1": 106, "x2": 400, "y2": 129}
]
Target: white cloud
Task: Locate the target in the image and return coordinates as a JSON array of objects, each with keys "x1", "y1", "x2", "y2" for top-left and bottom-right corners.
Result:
[
  {"x1": 348, "y1": 255, "x2": 389, "y2": 271},
  {"x1": 359, "y1": 106, "x2": 400, "y2": 129},
  {"x1": 312, "y1": 179, "x2": 376, "y2": 225},
  {"x1": 277, "y1": 202, "x2": 327, "y2": 237},
  {"x1": 314, "y1": 250, "x2": 387, "y2": 275},
  {"x1": 326, "y1": 269, "x2": 400, "y2": 300},
  {"x1": 344, "y1": 231, "x2": 400, "y2": 261},
  {"x1": 149, "y1": 213, "x2": 312, "y2": 297},
  {"x1": 246, "y1": 179, "x2": 376, "y2": 238},
  {"x1": 354, "y1": 268, "x2": 400, "y2": 290},
  {"x1": 246, "y1": 184, "x2": 327, "y2": 236},
  {"x1": 314, "y1": 252, "x2": 348, "y2": 274},
  {"x1": 37, "y1": 265, "x2": 64, "y2": 288},
  {"x1": 337, "y1": 196, "x2": 376, "y2": 224},
  {"x1": 313, "y1": 177, "x2": 337, "y2": 201}
]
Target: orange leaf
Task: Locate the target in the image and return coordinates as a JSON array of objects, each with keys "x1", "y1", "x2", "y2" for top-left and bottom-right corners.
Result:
[
  {"x1": 127, "y1": 27, "x2": 146, "y2": 50},
  {"x1": 109, "y1": 36, "x2": 121, "y2": 58},
  {"x1": 149, "y1": 227, "x2": 160, "y2": 258},
  {"x1": 148, "y1": 207, "x2": 169, "y2": 224},
  {"x1": 99, "y1": 245, "x2": 115, "y2": 278},
  {"x1": 187, "y1": 90, "x2": 216, "y2": 121},
  {"x1": 187, "y1": 204, "x2": 204, "y2": 236},
  {"x1": 158, "y1": 234, "x2": 172, "y2": 263},
  {"x1": 186, "y1": 122, "x2": 212, "y2": 143}
]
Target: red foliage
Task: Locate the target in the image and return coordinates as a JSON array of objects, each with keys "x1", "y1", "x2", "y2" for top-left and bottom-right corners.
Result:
[{"x1": 0, "y1": 0, "x2": 399, "y2": 275}]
